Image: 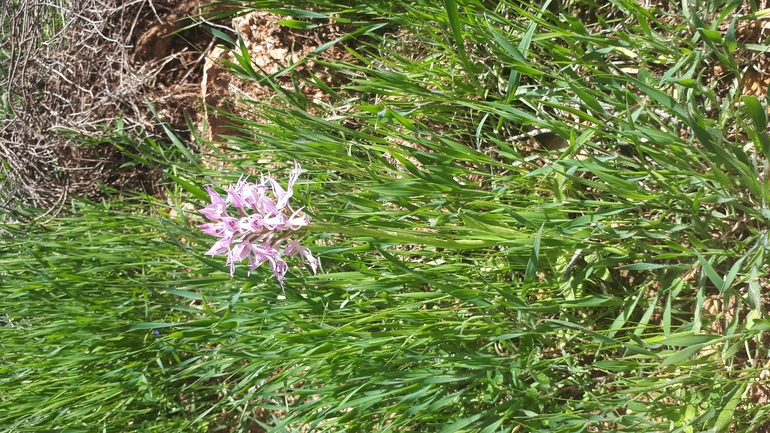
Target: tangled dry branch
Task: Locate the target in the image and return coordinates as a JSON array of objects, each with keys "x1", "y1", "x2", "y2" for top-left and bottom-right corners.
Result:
[{"x1": 0, "y1": 0, "x2": 205, "y2": 219}]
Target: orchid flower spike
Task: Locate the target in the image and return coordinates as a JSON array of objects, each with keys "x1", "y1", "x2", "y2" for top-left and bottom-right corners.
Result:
[{"x1": 198, "y1": 161, "x2": 317, "y2": 289}]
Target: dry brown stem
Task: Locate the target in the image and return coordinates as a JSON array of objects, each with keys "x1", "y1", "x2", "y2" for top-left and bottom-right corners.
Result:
[{"x1": 0, "y1": 0, "x2": 206, "y2": 219}]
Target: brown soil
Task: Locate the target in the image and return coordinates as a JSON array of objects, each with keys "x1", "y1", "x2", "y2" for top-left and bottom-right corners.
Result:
[
  {"x1": 131, "y1": 0, "x2": 209, "y2": 126},
  {"x1": 202, "y1": 11, "x2": 355, "y2": 143}
]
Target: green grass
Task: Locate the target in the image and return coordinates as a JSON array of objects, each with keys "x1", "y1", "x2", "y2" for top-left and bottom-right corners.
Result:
[{"x1": 3, "y1": 0, "x2": 770, "y2": 431}]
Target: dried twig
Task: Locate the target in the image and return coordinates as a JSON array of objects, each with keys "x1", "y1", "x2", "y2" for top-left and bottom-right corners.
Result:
[{"x1": 0, "y1": 0, "x2": 206, "y2": 218}]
